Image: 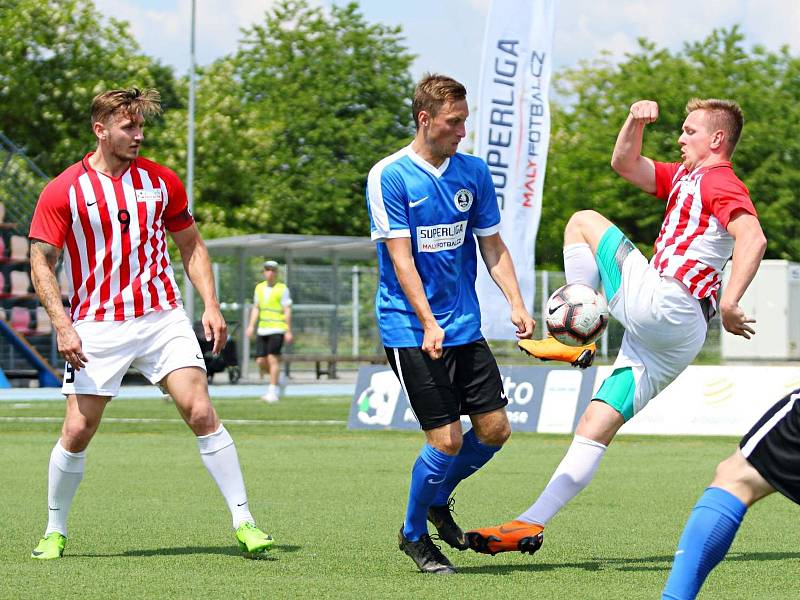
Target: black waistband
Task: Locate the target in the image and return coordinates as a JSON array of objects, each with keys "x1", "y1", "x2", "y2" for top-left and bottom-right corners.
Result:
[{"x1": 699, "y1": 297, "x2": 713, "y2": 323}]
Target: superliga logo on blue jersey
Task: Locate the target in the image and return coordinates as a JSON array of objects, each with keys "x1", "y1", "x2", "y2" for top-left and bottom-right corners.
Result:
[{"x1": 416, "y1": 220, "x2": 467, "y2": 253}]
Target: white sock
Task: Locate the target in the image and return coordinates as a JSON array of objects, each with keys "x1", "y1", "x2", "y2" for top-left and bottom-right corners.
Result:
[
  {"x1": 197, "y1": 425, "x2": 255, "y2": 528},
  {"x1": 45, "y1": 440, "x2": 86, "y2": 537},
  {"x1": 268, "y1": 384, "x2": 278, "y2": 396},
  {"x1": 564, "y1": 243, "x2": 600, "y2": 289},
  {"x1": 517, "y1": 435, "x2": 607, "y2": 525}
]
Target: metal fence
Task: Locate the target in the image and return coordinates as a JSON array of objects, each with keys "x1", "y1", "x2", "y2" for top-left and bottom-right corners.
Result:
[
  {"x1": 0, "y1": 131, "x2": 47, "y2": 234},
  {"x1": 0, "y1": 259, "x2": 728, "y2": 381},
  {"x1": 0, "y1": 132, "x2": 54, "y2": 377},
  {"x1": 174, "y1": 262, "x2": 724, "y2": 376},
  {"x1": 172, "y1": 260, "x2": 385, "y2": 378}
]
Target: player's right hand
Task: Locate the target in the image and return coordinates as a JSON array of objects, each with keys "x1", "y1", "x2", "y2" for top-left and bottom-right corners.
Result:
[
  {"x1": 202, "y1": 307, "x2": 228, "y2": 354},
  {"x1": 511, "y1": 305, "x2": 535, "y2": 340},
  {"x1": 629, "y1": 100, "x2": 659, "y2": 124},
  {"x1": 720, "y1": 302, "x2": 756, "y2": 339},
  {"x1": 57, "y1": 325, "x2": 87, "y2": 371},
  {"x1": 422, "y1": 323, "x2": 445, "y2": 360}
]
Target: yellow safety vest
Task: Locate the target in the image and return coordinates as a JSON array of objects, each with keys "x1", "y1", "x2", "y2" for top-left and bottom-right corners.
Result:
[{"x1": 255, "y1": 281, "x2": 288, "y2": 331}]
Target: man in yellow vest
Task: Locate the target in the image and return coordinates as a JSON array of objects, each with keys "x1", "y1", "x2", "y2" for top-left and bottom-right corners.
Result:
[{"x1": 245, "y1": 260, "x2": 293, "y2": 402}]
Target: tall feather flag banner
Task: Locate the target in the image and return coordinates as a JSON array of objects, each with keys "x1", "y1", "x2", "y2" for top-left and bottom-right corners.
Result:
[{"x1": 475, "y1": 0, "x2": 556, "y2": 339}]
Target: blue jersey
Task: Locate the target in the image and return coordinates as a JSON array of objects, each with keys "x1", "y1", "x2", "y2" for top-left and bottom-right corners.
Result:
[{"x1": 366, "y1": 145, "x2": 501, "y2": 347}]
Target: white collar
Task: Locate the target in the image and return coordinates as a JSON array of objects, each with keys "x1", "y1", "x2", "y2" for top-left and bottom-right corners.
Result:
[{"x1": 405, "y1": 145, "x2": 450, "y2": 178}]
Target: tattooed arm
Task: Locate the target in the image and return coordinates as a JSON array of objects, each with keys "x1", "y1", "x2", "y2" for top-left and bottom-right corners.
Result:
[{"x1": 29, "y1": 239, "x2": 87, "y2": 370}]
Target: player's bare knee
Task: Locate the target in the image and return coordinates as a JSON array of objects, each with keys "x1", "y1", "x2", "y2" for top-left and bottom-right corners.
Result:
[
  {"x1": 709, "y1": 452, "x2": 767, "y2": 506},
  {"x1": 189, "y1": 410, "x2": 217, "y2": 431},
  {"x1": 564, "y1": 211, "x2": 581, "y2": 240},
  {"x1": 566, "y1": 210, "x2": 599, "y2": 236},
  {"x1": 435, "y1": 437, "x2": 462, "y2": 456},
  {"x1": 426, "y1": 421, "x2": 464, "y2": 455},
  {"x1": 427, "y1": 429, "x2": 462, "y2": 455},
  {"x1": 712, "y1": 452, "x2": 746, "y2": 485},
  {"x1": 478, "y1": 421, "x2": 511, "y2": 446},
  {"x1": 713, "y1": 455, "x2": 732, "y2": 480},
  {"x1": 496, "y1": 422, "x2": 512, "y2": 446},
  {"x1": 431, "y1": 441, "x2": 461, "y2": 456},
  {"x1": 60, "y1": 421, "x2": 96, "y2": 450},
  {"x1": 184, "y1": 402, "x2": 218, "y2": 433},
  {"x1": 576, "y1": 402, "x2": 623, "y2": 446},
  {"x1": 471, "y1": 407, "x2": 511, "y2": 446}
]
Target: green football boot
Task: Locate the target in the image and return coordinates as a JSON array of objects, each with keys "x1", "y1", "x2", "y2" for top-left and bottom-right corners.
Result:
[
  {"x1": 31, "y1": 532, "x2": 66, "y2": 560},
  {"x1": 235, "y1": 522, "x2": 274, "y2": 557}
]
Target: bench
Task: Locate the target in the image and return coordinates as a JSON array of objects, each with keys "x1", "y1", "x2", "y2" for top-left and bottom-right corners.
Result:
[
  {"x1": 282, "y1": 353, "x2": 387, "y2": 379},
  {"x1": 2, "y1": 368, "x2": 39, "y2": 379}
]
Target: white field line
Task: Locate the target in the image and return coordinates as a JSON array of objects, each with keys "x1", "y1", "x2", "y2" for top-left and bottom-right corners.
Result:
[{"x1": 0, "y1": 416, "x2": 345, "y2": 426}]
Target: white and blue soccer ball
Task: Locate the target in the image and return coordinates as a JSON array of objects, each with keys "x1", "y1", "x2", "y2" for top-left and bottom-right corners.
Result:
[{"x1": 545, "y1": 283, "x2": 609, "y2": 347}]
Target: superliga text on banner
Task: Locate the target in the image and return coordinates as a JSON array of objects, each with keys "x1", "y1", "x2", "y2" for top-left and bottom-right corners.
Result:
[{"x1": 474, "y1": 0, "x2": 557, "y2": 339}]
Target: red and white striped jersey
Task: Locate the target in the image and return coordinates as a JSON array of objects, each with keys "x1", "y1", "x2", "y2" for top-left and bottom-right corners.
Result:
[
  {"x1": 29, "y1": 153, "x2": 195, "y2": 322},
  {"x1": 652, "y1": 161, "x2": 757, "y2": 304}
]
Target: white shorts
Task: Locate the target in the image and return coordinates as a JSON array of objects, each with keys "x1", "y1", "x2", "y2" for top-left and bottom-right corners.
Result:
[
  {"x1": 62, "y1": 308, "x2": 206, "y2": 397},
  {"x1": 602, "y1": 250, "x2": 708, "y2": 417}
]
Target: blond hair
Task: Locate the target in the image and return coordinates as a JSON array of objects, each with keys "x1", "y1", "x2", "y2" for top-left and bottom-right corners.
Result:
[
  {"x1": 412, "y1": 74, "x2": 466, "y2": 129},
  {"x1": 91, "y1": 88, "x2": 162, "y2": 126},
  {"x1": 686, "y1": 98, "x2": 744, "y2": 155}
]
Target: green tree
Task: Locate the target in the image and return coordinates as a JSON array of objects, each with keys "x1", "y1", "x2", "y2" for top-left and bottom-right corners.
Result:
[
  {"x1": 0, "y1": 0, "x2": 181, "y2": 175},
  {"x1": 155, "y1": 59, "x2": 262, "y2": 239},
  {"x1": 539, "y1": 27, "x2": 800, "y2": 268},
  {"x1": 208, "y1": 0, "x2": 415, "y2": 236}
]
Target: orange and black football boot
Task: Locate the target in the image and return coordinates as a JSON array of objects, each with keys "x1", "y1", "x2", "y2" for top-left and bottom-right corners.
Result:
[
  {"x1": 518, "y1": 337, "x2": 595, "y2": 369},
  {"x1": 466, "y1": 520, "x2": 544, "y2": 556}
]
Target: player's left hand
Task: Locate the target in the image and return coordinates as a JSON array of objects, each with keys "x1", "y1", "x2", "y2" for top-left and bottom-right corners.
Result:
[
  {"x1": 511, "y1": 305, "x2": 535, "y2": 340},
  {"x1": 422, "y1": 322, "x2": 445, "y2": 360},
  {"x1": 720, "y1": 302, "x2": 756, "y2": 339},
  {"x1": 202, "y1": 307, "x2": 228, "y2": 354}
]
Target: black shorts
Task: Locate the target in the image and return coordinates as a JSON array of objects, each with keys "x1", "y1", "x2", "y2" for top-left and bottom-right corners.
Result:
[
  {"x1": 740, "y1": 388, "x2": 800, "y2": 504},
  {"x1": 384, "y1": 339, "x2": 507, "y2": 431},
  {"x1": 256, "y1": 333, "x2": 285, "y2": 357}
]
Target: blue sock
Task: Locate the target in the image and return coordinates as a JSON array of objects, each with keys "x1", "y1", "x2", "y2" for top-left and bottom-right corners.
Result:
[
  {"x1": 662, "y1": 487, "x2": 747, "y2": 600},
  {"x1": 403, "y1": 444, "x2": 455, "y2": 541},
  {"x1": 432, "y1": 428, "x2": 502, "y2": 506}
]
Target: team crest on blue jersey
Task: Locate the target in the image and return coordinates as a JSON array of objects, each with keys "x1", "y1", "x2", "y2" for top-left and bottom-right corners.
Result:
[{"x1": 454, "y1": 188, "x2": 473, "y2": 212}]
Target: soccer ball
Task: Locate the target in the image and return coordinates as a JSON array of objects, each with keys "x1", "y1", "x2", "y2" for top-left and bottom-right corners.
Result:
[{"x1": 545, "y1": 283, "x2": 609, "y2": 347}]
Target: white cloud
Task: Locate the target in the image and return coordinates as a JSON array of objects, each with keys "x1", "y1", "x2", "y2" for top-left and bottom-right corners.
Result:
[
  {"x1": 92, "y1": 0, "x2": 800, "y2": 78},
  {"x1": 554, "y1": 0, "x2": 799, "y2": 69},
  {"x1": 740, "y1": 1, "x2": 800, "y2": 54},
  {"x1": 466, "y1": 0, "x2": 491, "y2": 11},
  {"x1": 93, "y1": 0, "x2": 292, "y2": 73}
]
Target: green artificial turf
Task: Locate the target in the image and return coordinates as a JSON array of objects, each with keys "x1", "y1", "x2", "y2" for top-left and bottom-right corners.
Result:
[{"x1": 1, "y1": 395, "x2": 797, "y2": 599}]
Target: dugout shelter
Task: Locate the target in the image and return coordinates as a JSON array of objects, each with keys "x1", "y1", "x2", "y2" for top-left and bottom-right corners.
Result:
[
  {"x1": 203, "y1": 232, "x2": 376, "y2": 302},
  {"x1": 202, "y1": 233, "x2": 381, "y2": 379}
]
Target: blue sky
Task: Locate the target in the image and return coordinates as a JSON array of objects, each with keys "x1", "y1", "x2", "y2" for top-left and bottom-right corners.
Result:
[{"x1": 96, "y1": 0, "x2": 799, "y2": 100}]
